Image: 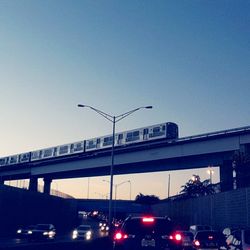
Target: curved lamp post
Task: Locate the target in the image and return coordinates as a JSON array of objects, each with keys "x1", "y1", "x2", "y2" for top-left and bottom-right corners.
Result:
[{"x1": 77, "y1": 104, "x2": 152, "y2": 228}]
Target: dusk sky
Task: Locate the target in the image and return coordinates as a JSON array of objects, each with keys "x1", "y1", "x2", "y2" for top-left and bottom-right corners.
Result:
[{"x1": 0, "y1": 0, "x2": 249, "y2": 199}]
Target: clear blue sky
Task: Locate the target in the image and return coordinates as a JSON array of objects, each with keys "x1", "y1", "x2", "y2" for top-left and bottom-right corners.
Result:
[{"x1": 0, "y1": 0, "x2": 249, "y2": 199}]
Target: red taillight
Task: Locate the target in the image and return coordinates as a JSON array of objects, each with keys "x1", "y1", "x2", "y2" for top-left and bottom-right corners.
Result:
[
  {"x1": 142, "y1": 217, "x2": 154, "y2": 223},
  {"x1": 194, "y1": 240, "x2": 200, "y2": 246},
  {"x1": 169, "y1": 233, "x2": 182, "y2": 241},
  {"x1": 114, "y1": 232, "x2": 128, "y2": 240},
  {"x1": 175, "y1": 233, "x2": 182, "y2": 241},
  {"x1": 114, "y1": 232, "x2": 122, "y2": 240}
]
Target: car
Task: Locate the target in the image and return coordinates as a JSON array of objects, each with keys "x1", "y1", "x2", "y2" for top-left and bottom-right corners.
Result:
[
  {"x1": 223, "y1": 227, "x2": 250, "y2": 250},
  {"x1": 189, "y1": 225, "x2": 212, "y2": 236},
  {"x1": 99, "y1": 220, "x2": 109, "y2": 232},
  {"x1": 72, "y1": 224, "x2": 93, "y2": 240},
  {"x1": 113, "y1": 216, "x2": 181, "y2": 250},
  {"x1": 16, "y1": 225, "x2": 36, "y2": 239},
  {"x1": 193, "y1": 230, "x2": 227, "y2": 250},
  {"x1": 28, "y1": 224, "x2": 56, "y2": 241},
  {"x1": 170, "y1": 230, "x2": 194, "y2": 249}
]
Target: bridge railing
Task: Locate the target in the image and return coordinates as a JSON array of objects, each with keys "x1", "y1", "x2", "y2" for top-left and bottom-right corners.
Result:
[{"x1": 177, "y1": 125, "x2": 250, "y2": 143}]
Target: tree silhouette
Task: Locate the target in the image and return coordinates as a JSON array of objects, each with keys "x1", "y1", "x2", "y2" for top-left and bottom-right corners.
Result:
[
  {"x1": 232, "y1": 151, "x2": 250, "y2": 188},
  {"x1": 180, "y1": 175, "x2": 215, "y2": 198},
  {"x1": 134, "y1": 193, "x2": 160, "y2": 205}
]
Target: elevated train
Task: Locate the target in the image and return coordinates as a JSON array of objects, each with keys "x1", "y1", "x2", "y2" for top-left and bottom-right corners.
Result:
[{"x1": 0, "y1": 122, "x2": 178, "y2": 167}]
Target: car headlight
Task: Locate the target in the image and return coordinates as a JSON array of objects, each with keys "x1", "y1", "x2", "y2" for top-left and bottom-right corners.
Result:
[
  {"x1": 72, "y1": 230, "x2": 78, "y2": 239},
  {"x1": 28, "y1": 230, "x2": 32, "y2": 234},
  {"x1": 17, "y1": 229, "x2": 22, "y2": 234},
  {"x1": 43, "y1": 231, "x2": 49, "y2": 235},
  {"x1": 86, "y1": 231, "x2": 92, "y2": 240},
  {"x1": 48, "y1": 231, "x2": 55, "y2": 237}
]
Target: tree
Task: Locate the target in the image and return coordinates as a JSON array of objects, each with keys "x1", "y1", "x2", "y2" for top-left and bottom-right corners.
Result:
[
  {"x1": 232, "y1": 151, "x2": 250, "y2": 188},
  {"x1": 180, "y1": 175, "x2": 215, "y2": 198},
  {"x1": 134, "y1": 193, "x2": 160, "y2": 205}
]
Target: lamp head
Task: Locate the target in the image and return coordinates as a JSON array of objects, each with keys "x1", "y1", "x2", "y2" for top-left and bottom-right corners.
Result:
[
  {"x1": 145, "y1": 106, "x2": 153, "y2": 109},
  {"x1": 77, "y1": 104, "x2": 85, "y2": 107}
]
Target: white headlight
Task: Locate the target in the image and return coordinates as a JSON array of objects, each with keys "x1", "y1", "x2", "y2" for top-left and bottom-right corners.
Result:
[
  {"x1": 72, "y1": 230, "x2": 78, "y2": 239},
  {"x1": 17, "y1": 229, "x2": 22, "y2": 234}
]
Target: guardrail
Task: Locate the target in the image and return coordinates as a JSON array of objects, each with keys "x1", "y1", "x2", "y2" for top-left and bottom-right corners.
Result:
[{"x1": 177, "y1": 125, "x2": 250, "y2": 143}]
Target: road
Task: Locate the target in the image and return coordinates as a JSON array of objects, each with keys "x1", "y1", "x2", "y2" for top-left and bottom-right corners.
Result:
[
  {"x1": 0, "y1": 237, "x2": 113, "y2": 250},
  {"x1": 0, "y1": 217, "x2": 113, "y2": 250}
]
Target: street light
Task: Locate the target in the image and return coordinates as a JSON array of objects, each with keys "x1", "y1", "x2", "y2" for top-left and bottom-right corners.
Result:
[
  {"x1": 78, "y1": 104, "x2": 152, "y2": 228},
  {"x1": 103, "y1": 179, "x2": 131, "y2": 220},
  {"x1": 103, "y1": 179, "x2": 131, "y2": 200}
]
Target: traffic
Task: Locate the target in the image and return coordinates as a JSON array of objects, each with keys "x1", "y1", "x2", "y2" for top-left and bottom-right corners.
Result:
[{"x1": 1, "y1": 211, "x2": 249, "y2": 250}]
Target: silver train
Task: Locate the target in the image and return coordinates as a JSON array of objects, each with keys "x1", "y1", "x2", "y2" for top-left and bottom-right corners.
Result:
[{"x1": 0, "y1": 122, "x2": 178, "y2": 167}]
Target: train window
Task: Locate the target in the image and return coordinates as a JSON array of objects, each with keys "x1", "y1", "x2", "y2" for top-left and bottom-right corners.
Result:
[
  {"x1": 162, "y1": 125, "x2": 166, "y2": 131},
  {"x1": 9, "y1": 156, "x2": 18, "y2": 164},
  {"x1": 126, "y1": 131, "x2": 140, "y2": 142},
  {"x1": 127, "y1": 132, "x2": 133, "y2": 138},
  {"x1": 31, "y1": 151, "x2": 41, "y2": 160},
  {"x1": 0, "y1": 158, "x2": 7, "y2": 166},
  {"x1": 86, "y1": 140, "x2": 97, "y2": 149},
  {"x1": 97, "y1": 138, "x2": 101, "y2": 144},
  {"x1": 20, "y1": 153, "x2": 30, "y2": 162},
  {"x1": 153, "y1": 127, "x2": 160, "y2": 133},
  {"x1": 88, "y1": 140, "x2": 94, "y2": 146},
  {"x1": 118, "y1": 134, "x2": 123, "y2": 140},
  {"x1": 103, "y1": 136, "x2": 113, "y2": 146},
  {"x1": 74, "y1": 143, "x2": 83, "y2": 151},
  {"x1": 143, "y1": 128, "x2": 149, "y2": 135},
  {"x1": 133, "y1": 131, "x2": 139, "y2": 137},
  {"x1": 43, "y1": 149, "x2": 53, "y2": 157},
  {"x1": 59, "y1": 145, "x2": 69, "y2": 155},
  {"x1": 104, "y1": 137, "x2": 112, "y2": 143}
]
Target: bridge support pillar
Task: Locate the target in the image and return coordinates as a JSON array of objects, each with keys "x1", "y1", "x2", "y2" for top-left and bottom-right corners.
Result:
[
  {"x1": 43, "y1": 178, "x2": 52, "y2": 195},
  {"x1": 220, "y1": 160, "x2": 233, "y2": 191},
  {"x1": 29, "y1": 177, "x2": 38, "y2": 192}
]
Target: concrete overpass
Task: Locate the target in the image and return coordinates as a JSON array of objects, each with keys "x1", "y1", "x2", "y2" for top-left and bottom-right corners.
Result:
[{"x1": 1, "y1": 125, "x2": 250, "y2": 193}]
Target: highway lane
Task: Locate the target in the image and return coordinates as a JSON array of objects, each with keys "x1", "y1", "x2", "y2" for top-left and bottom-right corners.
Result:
[
  {"x1": 0, "y1": 216, "x2": 111, "y2": 250},
  {"x1": 0, "y1": 236, "x2": 113, "y2": 250}
]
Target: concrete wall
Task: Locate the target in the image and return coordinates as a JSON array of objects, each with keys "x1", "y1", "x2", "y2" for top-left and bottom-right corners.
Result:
[
  {"x1": 0, "y1": 184, "x2": 78, "y2": 237},
  {"x1": 152, "y1": 187, "x2": 250, "y2": 230}
]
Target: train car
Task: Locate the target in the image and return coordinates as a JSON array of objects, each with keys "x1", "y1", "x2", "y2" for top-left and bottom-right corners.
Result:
[
  {"x1": 147, "y1": 122, "x2": 178, "y2": 141},
  {"x1": 84, "y1": 122, "x2": 179, "y2": 152}
]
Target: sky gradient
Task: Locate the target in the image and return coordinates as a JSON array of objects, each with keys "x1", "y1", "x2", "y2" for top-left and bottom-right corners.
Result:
[{"x1": 0, "y1": 0, "x2": 249, "y2": 199}]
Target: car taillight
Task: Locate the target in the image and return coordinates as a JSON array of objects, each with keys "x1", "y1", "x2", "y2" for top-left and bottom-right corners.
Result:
[
  {"x1": 142, "y1": 217, "x2": 155, "y2": 223},
  {"x1": 175, "y1": 233, "x2": 182, "y2": 241},
  {"x1": 194, "y1": 240, "x2": 200, "y2": 246},
  {"x1": 114, "y1": 232, "x2": 128, "y2": 240},
  {"x1": 169, "y1": 233, "x2": 182, "y2": 241}
]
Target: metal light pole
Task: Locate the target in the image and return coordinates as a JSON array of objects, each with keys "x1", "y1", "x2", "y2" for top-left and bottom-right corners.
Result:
[
  {"x1": 207, "y1": 166, "x2": 214, "y2": 184},
  {"x1": 78, "y1": 104, "x2": 152, "y2": 228}
]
